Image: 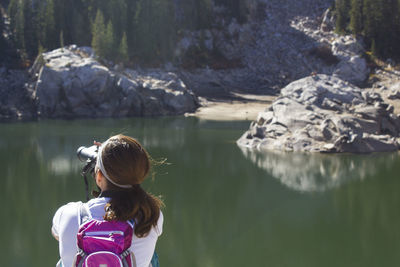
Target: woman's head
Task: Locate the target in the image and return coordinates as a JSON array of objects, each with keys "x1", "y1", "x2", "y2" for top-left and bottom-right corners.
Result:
[
  {"x1": 95, "y1": 134, "x2": 150, "y2": 189},
  {"x1": 94, "y1": 134, "x2": 163, "y2": 237}
]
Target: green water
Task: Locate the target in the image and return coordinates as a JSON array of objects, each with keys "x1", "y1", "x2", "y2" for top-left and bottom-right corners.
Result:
[{"x1": 1, "y1": 117, "x2": 400, "y2": 267}]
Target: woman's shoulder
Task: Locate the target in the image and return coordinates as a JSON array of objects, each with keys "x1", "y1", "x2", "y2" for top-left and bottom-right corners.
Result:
[
  {"x1": 53, "y1": 198, "x2": 108, "y2": 221},
  {"x1": 53, "y1": 201, "x2": 82, "y2": 220},
  {"x1": 51, "y1": 201, "x2": 83, "y2": 238}
]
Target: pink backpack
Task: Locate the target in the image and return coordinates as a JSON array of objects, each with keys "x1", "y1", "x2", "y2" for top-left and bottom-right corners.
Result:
[{"x1": 74, "y1": 204, "x2": 136, "y2": 267}]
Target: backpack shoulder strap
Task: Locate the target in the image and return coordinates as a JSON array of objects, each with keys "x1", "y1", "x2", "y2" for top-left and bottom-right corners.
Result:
[
  {"x1": 78, "y1": 202, "x2": 91, "y2": 226},
  {"x1": 127, "y1": 219, "x2": 135, "y2": 228},
  {"x1": 150, "y1": 251, "x2": 159, "y2": 267}
]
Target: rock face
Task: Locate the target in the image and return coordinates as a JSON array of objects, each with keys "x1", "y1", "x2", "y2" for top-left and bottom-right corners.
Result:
[
  {"x1": 291, "y1": 17, "x2": 369, "y2": 86},
  {"x1": 175, "y1": 0, "x2": 369, "y2": 95},
  {"x1": 0, "y1": 67, "x2": 36, "y2": 120},
  {"x1": 237, "y1": 74, "x2": 400, "y2": 153},
  {"x1": 331, "y1": 36, "x2": 368, "y2": 85},
  {"x1": 31, "y1": 46, "x2": 199, "y2": 118}
]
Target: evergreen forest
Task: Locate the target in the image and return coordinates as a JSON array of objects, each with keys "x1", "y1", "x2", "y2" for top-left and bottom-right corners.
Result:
[
  {"x1": 335, "y1": 0, "x2": 400, "y2": 60},
  {"x1": 3, "y1": 0, "x2": 247, "y2": 66},
  {"x1": 2, "y1": 0, "x2": 400, "y2": 66}
]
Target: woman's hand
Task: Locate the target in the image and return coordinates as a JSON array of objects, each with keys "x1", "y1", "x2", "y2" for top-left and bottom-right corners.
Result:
[{"x1": 94, "y1": 141, "x2": 102, "y2": 147}]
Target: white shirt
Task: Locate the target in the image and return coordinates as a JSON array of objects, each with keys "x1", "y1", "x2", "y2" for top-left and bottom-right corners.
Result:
[{"x1": 52, "y1": 197, "x2": 163, "y2": 267}]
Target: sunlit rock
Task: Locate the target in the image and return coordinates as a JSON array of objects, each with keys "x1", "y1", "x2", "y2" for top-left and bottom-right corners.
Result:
[
  {"x1": 237, "y1": 74, "x2": 400, "y2": 153},
  {"x1": 331, "y1": 36, "x2": 369, "y2": 85},
  {"x1": 31, "y1": 46, "x2": 199, "y2": 118}
]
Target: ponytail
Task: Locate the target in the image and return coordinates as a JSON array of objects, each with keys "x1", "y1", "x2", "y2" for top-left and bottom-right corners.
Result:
[
  {"x1": 103, "y1": 185, "x2": 163, "y2": 238},
  {"x1": 97, "y1": 134, "x2": 164, "y2": 237}
]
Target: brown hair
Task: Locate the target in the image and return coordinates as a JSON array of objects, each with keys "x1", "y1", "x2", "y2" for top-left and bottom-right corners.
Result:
[{"x1": 99, "y1": 134, "x2": 163, "y2": 238}]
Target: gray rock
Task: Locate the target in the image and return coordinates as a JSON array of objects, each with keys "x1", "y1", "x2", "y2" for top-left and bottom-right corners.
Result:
[
  {"x1": 0, "y1": 68, "x2": 36, "y2": 121},
  {"x1": 237, "y1": 74, "x2": 400, "y2": 153},
  {"x1": 291, "y1": 11, "x2": 369, "y2": 86},
  {"x1": 389, "y1": 82, "x2": 400, "y2": 92},
  {"x1": 333, "y1": 55, "x2": 368, "y2": 85},
  {"x1": 331, "y1": 36, "x2": 364, "y2": 58},
  {"x1": 175, "y1": 0, "x2": 368, "y2": 92},
  {"x1": 388, "y1": 83, "x2": 400, "y2": 99},
  {"x1": 31, "y1": 46, "x2": 199, "y2": 118}
]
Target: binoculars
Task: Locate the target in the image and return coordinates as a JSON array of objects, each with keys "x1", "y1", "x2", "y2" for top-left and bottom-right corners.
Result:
[
  {"x1": 77, "y1": 145, "x2": 98, "y2": 162},
  {"x1": 76, "y1": 145, "x2": 99, "y2": 200}
]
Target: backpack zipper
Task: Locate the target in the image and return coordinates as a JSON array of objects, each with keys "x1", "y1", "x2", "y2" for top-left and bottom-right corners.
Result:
[{"x1": 84, "y1": 231, "x2": 124, "y2": 237}]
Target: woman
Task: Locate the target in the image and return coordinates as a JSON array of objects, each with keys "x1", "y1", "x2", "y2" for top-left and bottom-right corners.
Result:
[{"x1": 52, "y1": 134, "x2": 164, "y2": 267}]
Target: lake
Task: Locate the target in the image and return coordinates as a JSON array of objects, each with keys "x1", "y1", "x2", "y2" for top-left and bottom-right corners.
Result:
[{"x1": 1, "y1": 116, "x2": 399, "y2": 267}]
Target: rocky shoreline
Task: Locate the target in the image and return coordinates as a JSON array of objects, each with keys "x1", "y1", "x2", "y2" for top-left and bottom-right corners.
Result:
[
  {"x1": 1, "y1": 2, "x2": 372, "y2": 120},
  {"x1": 237, "y1": 74, "x2": 400, "y2": 153}
]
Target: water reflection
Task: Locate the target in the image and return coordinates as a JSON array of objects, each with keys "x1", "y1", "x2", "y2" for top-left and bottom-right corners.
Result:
[
  {"x1": 239, "y1": 147, "x2": 399, "y2": 192},
  {"x1": 2, "y1": 118, "x2": 400, "y2": 267}
]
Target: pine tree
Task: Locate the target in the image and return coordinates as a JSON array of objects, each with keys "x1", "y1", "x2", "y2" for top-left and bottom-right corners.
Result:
[
  {"x1": 371, "y1": 38, "x2": 377, "y2": 56},
  {"x1": 104, "y1": 21, "x2": 115, "y2": 60},
  {"x1": 70, "y1": 0, "x2": 93, "y2": 45},
  {"x1": 125, "y1": 0, "x2": 137, "y2": 58},
  {"x1": 336, "y1": 0, "x2": 351, "y2": 33},
  {"x1": 15, "y1": 3, "x2": 25, "y2": 54},
  {"x1": 22, "y1": 0, "x2": 38, "y2": 58},
  {"x1": 380, "y1": 0, "x2": 399, "y2": 58},
  {"x1": 72, "y1": 12, "x2": 89, "y2": 45},
  {"x1": 151, "y1": 0, "x2": 176, "y2": 61},
  {"x1": 59, "y1": 30, "x2": 64, "y2": 49},
  {"x1": 106, "y1": 0, "x2": 127, "y2": 42},
  {"x1": 369, "y1": 0, "x2": 387, "y2": 57},
  {"x1": 350, "y1": 0, "x2": 363, "y2": 34},
  {"x1": 362, "y1": 0, "x2": 377, "y2": 43},
  {"x1": 44, "y1": 0, "x2": 57, "y2": 49},
  {"x1": 7, "y1": 0, "x2": 18, "y2": 33},
  {"x1": 118, "y1": 32, "x2": 128, "y2": 63},
  {"x1": 134, "y1": 0, "x2": 155, "y2": 60},
  {"x1": 91, "y1": 10, "x2": 106, "y2": 58}
]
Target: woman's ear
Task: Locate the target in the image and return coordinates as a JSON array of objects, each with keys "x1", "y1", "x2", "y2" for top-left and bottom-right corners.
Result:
[{"x1": 95, "y1": 170, "x2": 103, "y2": 188}]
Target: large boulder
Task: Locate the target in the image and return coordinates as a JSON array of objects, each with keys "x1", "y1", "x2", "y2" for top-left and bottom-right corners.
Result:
[
  {"x1": 32, "y1": 46, "x2": 199, "y2": 118},
  {"x1": 237, "y1": 74, "x2": 400, "y2": 153},
  {"x1": 333, "y1": 55, "x2": 368, "y2": 86},
  {"x1": 331, "y1": 36, "x2": 369, "y2": 85}
]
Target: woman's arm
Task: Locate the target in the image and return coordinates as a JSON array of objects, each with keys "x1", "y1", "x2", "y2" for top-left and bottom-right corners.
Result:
[{"x1": 51, "y1": 202, "x2": 82, "y2": 267}]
